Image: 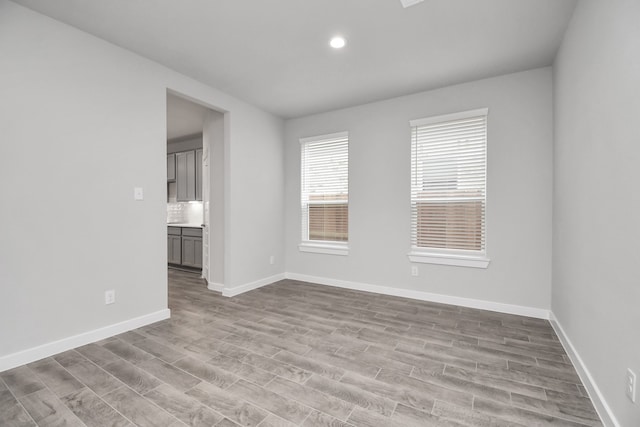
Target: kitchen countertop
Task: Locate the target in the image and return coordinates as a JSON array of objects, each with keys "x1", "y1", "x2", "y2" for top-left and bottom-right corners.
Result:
[{"x1": 167, "y1": 223, "x2": 203, "y2": 228}]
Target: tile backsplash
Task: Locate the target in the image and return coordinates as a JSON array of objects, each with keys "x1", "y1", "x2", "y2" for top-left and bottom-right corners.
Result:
[{"x1": 167, "y1": 202, "x2": 203, "y2": 224}]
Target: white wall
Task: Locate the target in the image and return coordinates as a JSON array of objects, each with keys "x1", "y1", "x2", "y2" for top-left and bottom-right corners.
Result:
[
  {"x1": 0, "y1": 0, "x2": 284, "y2": 367},
  {"x1": 284, "y1": 68, "x2": 553, "y2": 312},
  {"x1": 167, "y1": 136, "x2": 202, "y2": 154},
  {"x1": 203, "y1": 110, "x2": 226, "y2": 287},
  {"x1": 553, "y1": 1, "x2": 640, "y2": 425}
]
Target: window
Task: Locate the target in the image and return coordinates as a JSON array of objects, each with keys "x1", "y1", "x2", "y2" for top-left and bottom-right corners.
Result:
[
  {"x1": 299, "y1": 131, "x2": 349, "y2": 256},
  {"x1": 408, "y1": 108, "x2": 489, "y2": 268}
]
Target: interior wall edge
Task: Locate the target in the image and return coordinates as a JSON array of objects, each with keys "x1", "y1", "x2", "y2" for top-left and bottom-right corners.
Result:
[
  {"x1": 549, "y1": 312, "x2": 620, "y2": 427},
  {"x1": 222, "y1": 273, "x2": 287, "y2": 298}
]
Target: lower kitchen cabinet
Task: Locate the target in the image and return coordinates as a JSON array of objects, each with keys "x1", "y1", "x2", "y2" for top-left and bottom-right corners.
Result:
[
  {"x1": 181, "y1": 236, "x2": 203, "y2": 268},
  {"x1": 168, "y1": 226, "x2": 202, "y2": 269},
  {"x1": 167, "y1": 235, "x2": 182, "y2": 264}
]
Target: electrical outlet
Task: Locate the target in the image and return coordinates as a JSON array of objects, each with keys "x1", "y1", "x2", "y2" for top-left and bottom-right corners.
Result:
[
  {"x1": 411, "y1": 266, "x2": 418, "y2": 276},
  {"x1": 269, "y1": 255, "x2": 275, "y2": 265},
  {"x1": 105, "y1": 290, "x2": 115, "y2": 305},
  {"x1": 627, "y1": 368, "x2": 637, "y2": 403}
]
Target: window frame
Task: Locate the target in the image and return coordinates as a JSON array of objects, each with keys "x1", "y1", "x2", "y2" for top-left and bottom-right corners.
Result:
[
  {"x1": 407, "y1": 108, "x2": 490, "y2": 269},
  {"x1": 299, "y1": 131, "x2": 349, "y2": 256}
]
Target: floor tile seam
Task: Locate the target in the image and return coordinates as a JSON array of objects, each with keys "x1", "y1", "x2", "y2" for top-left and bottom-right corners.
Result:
[
  {"x1": 188, "y1": 382, "x2": 266, "y2": 424},
  {"x1": 152, "y1": 381, "x2": 226, "y2": 425},
  {"x1": 25, "y1": 358, "x2": 84, "y2": 397},
  {"x1": 43, "y1": 356, "x2": 109, "y2": 399},
  {"x1": 520, "y1": 387, "x2": 599, "y2": 414},
  {"x1": 130, "y1": 344, "x2": 185, "y2": 366},
  {"x1": 110, "y1": 382, "x2": 190, "y2": 427},
  {"x1": 297, "y1": 408, "x2": 314, "y2": 426},
  {"x1": 484, "y1": 344, "x2": 568, "y2": 361},
  {"x1": 0, "y1": 374, "x2": 40, "y2": 427},
  {"x1": 448, "y1": 347, "x2": 542, "y2": 367},
  {"x1": 228, "y1": 379, "x2": 317, "y2": 426},
  {"x1": 505, "y1": 363, "x2": 582, "y2": 384},
  {"x1": 247, "y1": 359, "x2": 314, "y2": 386},
  {"x1": 59, "y1": 350, "x2": 134, "y2": 398},
  {"x1": 51, "y1": 350, "x2": 104, "y2": 376},
  {"x1": 307, "y1": 372, "x2": 392, "y2": 412},
  {"x1": 377, "y1": 367, "x2": 479, "y2": 405},
  {"x1": 393, "y1": 346, "x2": 484, "y2": 371},
  {"x1": 403, "y1": 324, "x2": 483, "y2": 343},
  {"x1": 99, "y1": 339, "x2": 158, "y2": 367},
  {"x1": 136, "y1": 356, "x2": 205, "y2": 393},
  {"x1": 16, "y1": 368, "x2": 87, "y2": 426},
  {"x1": 508, "y1": 398, "x2": 601, "y2": 425},
  {"x1": 342, "y1": 402, "x2": 357, "y2": 424},
  {"x1": 90, "y1": 384, "x2": 142, "y2": 427},
  {"x1": 476, "y1": 370, "x2": 585, "y2": 397},
  {"x1": 264, "y1": 375, "x2": 355, "y2": 424}
]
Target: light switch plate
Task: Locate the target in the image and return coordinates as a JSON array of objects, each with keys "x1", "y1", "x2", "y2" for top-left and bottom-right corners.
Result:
[
  {"x1": 134, "y1": 187, "x2": 144, "y2": 200},
  {"x1": 105, "y1": 290, "x2": 115, "y2": 305}
]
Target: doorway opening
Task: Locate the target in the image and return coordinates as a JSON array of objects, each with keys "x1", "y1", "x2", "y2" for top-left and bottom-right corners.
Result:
[{"x1": 166, "y1": 91, "x2": 226, "y2": 291}]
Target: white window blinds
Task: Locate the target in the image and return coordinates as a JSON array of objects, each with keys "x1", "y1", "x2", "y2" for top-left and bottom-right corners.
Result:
[
  {"x1": 300, "y1": 132, "x2": 349, "y2": 244},
  {"x1": 410, "y1": 109, "x2": 487, "y2": 254}
]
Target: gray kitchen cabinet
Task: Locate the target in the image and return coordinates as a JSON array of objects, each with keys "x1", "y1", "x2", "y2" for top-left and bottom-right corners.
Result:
[
  {"x1": 195, "y1": 148, "x2": 203, "y2": 201},
  {"x1": 167, "y1": 235, "x2": 182, "y2": 264},
  {"x1": 181, "y1": 236, "x2": 203, "y2": 268},
  {"x1": 168, "y1": 226, "x2": 202, "y2": 269},
  {"x1": 167, "y1": 153, "x2": 176, "y2": 182},
  {"x1": 181, "y1": 227, "x2": 203, "y2": 268},
  {"x1": 176, "y1": 151, "x2": 196, "y2": 201}
]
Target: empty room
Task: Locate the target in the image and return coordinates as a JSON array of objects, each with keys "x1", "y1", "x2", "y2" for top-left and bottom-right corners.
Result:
[{"x1": 0, "y1": 0, "x2": 638, "y2": 426}]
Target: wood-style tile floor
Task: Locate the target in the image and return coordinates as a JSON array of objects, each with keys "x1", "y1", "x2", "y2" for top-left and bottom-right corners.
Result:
[{"x1": 0, "y1": 269, "x2": 602, "y2": 426}]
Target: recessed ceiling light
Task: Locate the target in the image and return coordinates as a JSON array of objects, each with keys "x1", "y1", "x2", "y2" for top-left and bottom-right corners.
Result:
[
  {"x1": 329, "y1": 36, "x2": 346, "y2": 49},
  {"x1": 400, "y1": 0, "x2": 424, "y2": 8}
]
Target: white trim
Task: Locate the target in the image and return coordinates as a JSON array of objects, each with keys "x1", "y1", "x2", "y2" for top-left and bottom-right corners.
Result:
[
  {"x1": 549, "y1": 312, "x2": 619, "y2": 427},
  {"x1": 408, "y1": 251, "x2": 490, "y2": 269},
  {"x1": 207, "y1": 282, "x2": 224, "y2": 292},
  {"x1": 409, "y1": 107, "x2": 489, "y2": 127},
  {"x1": 0, "y1": 309, "x2": 170, "y2": 373},
  {"x1": 299, "y1": 131, "x2": 348, "y2": 145},
  {"x1": 222, "y1": 273, "x2": 286, "y2": 297},
  {"x1": 299, "y1": 242, "x2": 349, "y2": 256},
  {"x1": 285, "y1": 272, "x2": 548, "y2": 319}
]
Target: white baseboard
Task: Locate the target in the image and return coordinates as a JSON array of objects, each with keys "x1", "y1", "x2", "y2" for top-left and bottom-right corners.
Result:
[
  {"x1": 222, "y1": 273, "x2": 286, "y2": 297},
  {"x1": 549, "y1": 312, "x2": 619, "y2": 427},
  {"x1": 285, "y1": 272, "x2": 549, "y2": 319},
  {"x1": 0, "y1": 309, "x2": 170, "y2": 373},
  {"x1": 207, "y1": 282, "x2": 224, "y2": 292}
]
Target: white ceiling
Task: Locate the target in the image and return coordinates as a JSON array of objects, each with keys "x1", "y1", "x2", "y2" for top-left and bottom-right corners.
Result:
[
  {"x1": 12, "y1": 0, "x2": 577, "y2": 119},
  {"x1": 166, "y1": 94, "x2": 210, "y2": 141}
]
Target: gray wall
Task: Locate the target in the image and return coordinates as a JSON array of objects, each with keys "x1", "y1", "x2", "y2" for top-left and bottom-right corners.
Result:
[
  {"x1": 0, "y1": 1, "x2": 284, "y2": 361},
  {"x1": 553, "y1": 0, "x2": 640, "y2": 425},
  {"x1": 284, "y1": 68, "x2": 554, "y2": 310}
]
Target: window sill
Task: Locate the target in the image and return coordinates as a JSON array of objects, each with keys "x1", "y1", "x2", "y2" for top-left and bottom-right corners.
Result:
[
  {"x1": 299, "y1": 242, "x2": 349, "y2": 256},
  {"x1": 408, "y1": 251, "x2": 490, "y2": 269}
]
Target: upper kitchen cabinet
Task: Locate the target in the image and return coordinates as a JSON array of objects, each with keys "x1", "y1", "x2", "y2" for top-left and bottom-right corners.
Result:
[
  {"x1": 167, "y1": 153, "x2": 176, "y2": 182},
  {"x1": 195, "y1": 149, "x2": 203, "y2": 201},
  {"x1": 176, "y1": 150, "x2": 196, "y2": 202}
]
